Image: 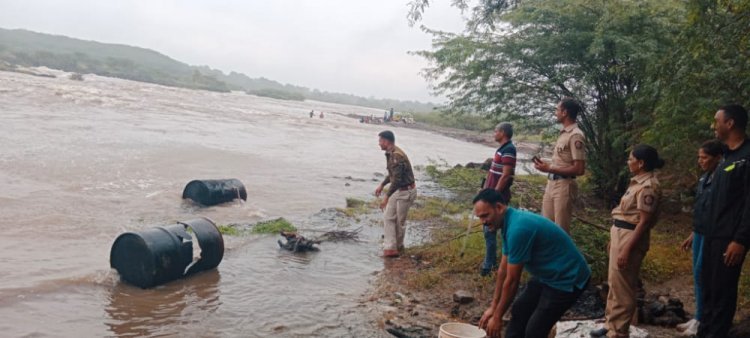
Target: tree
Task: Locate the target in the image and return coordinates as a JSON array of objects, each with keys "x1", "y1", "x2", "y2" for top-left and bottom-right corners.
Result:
[
  {"x1": 411, "y1": 0, "x2": 681, "y2": 203},
  {"x1": 644, "y1": 0, "x2": 750, "y2": 188}
]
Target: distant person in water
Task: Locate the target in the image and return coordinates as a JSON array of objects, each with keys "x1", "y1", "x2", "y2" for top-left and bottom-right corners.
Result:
[
  {"x1": 309, "y1": 110, "x2": 314, "y2": 118},
  {"x1": 375, "y1": 130, "x2": 416, "y2": 258},
  {"x1": 319, "y1": 111, "x2": 324, "y2": 119}
]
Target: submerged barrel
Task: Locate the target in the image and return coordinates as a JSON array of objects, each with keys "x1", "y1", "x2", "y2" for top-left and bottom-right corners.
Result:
[
  {"x1": 182, "y1": 179, "x2": 247, "y2": 206},
  {"x1": 110, "y1": 217, "x2": 224, "y2": 288}
]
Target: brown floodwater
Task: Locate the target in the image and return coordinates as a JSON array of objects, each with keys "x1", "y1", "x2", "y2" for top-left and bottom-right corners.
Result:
[{"x1": 0, "y1": 69, "x2": 493, "y2": 337}]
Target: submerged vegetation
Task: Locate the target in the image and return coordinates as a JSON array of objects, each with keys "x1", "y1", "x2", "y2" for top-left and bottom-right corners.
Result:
[
  {"x1": 252, "y1": 217, "x2": 297, "y2": 234},
  {"x1": 217, "y1": 224, "x2": 245, "y2": 236},
  {"x1": 217, "y1": 218, "x2": 298, "y2": 236}
]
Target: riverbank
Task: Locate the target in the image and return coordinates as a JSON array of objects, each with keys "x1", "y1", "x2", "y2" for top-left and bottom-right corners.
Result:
[
  {"x1": 353, "y1": 164, "x2": 750, "y2": 338},
  {"x1": 336, "y1": 112, "x2": 543, "y2": 156}
]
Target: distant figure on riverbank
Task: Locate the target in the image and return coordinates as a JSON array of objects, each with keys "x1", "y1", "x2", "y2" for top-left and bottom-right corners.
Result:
[
  {"x1": 697, "y1": 104, "x2": 750, "y2": 338},
  {"x1": 533, "y1": 97, "x2": 586, "y2": 233},
  {"x1": 480, "y1": 122, "x2": 517, "y2": 277},
  {"x1": 374, "y1": 130, "x2": 416, "y2": 258},
  {"x1": 309, "y1": 110, "x2": 314, "y2": 118},
  {"x1": 474, "y1": 188, "x2": 590, "y2": 338}
]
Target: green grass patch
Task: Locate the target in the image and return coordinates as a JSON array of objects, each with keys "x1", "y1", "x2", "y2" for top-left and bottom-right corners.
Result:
[
  {"x1": 408, "y1": 196, "x2": 467, "y2": 221},
  {"x1": 407, "y1": 212, "x2": 483, "y2": 261},
  {"x1": 217, "y1": 225, "x2": 243, "y2": 236},
  {"x1": 424, "y1": 162, "x2": 486, "y2": 198},
  {"x1": 252, "y1": 217, "x2": 297, "y2": 234},
  {"x1": 738, "y1": 262, "x2": 750, "y2": 309},
  {"x1": 404, "y1": 225, "x2": 486, "y2": 289},
  {"x1": 570, "y1": 220, "x2": 610, "y2": 282},
  {"x1": 336, "y1": 197, "x2": 379, "y2": 218},
  {"x1": 405, "y1": 269, "x2": 443, "y2": 290},
  {"x1": 345, "y1": 197, "x2": 366, "y2": 208},
  {"x1": 641, "y1": 232, "x2": 692, "y2": 283},
  {"x1": 516, "y1": 174, "x2": 548, "y2": 186},
  {"x1": 508, "y1": 175, "x2": 547, "y2": 211}
]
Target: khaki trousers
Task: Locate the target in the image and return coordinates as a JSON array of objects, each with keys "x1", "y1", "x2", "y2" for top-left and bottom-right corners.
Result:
[
  {"x1": 542, "y1": 179, "x2": 577, "y2": 232},
  {"x1": 383, "y1": 189, "x2": 417, "y2": 251},
  {"x1": 605, "y1": 226, "x2": 649, "y2": 338}
]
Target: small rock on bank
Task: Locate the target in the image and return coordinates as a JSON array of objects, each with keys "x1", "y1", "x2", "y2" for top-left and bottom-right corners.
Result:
[{"x1": 453, "y1": 290, "x2": 474, "y2": 304}]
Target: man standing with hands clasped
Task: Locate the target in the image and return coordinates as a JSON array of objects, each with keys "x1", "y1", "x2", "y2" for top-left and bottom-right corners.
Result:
[
  {"x1": 534, "y1": 98, "x2": 586, "y2": 233},
  {"x1": 474, "y1": 188, "x2": 590, "y2": 338},
  {"x1": 375, "y1": 130, "x2": 417, "y2": 258}
]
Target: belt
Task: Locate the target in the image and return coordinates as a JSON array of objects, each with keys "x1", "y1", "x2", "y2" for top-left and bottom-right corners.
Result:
[
  {"x1": 399, "y1": 183, "x2": 416, "y2": 191},
  {"x1": 614, "y1": 219, "x2": 636, "y2": 230},
  {"x1": 548, "y1": 173, "x2": 576, "y2": 180}
]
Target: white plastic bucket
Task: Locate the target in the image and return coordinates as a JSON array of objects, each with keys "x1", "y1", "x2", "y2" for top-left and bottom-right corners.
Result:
[{"x1": 438, "y1": 322, "x2": 487, "y2": 338}]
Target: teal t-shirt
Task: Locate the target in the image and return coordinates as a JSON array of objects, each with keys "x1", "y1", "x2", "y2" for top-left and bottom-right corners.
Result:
[{"x1": 501, "y1": 208, "x2": 591, "y2": 292}]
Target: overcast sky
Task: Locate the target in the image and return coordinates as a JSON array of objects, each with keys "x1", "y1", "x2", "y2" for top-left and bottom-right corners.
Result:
[{"x1": 0, "y1": 1, "x2": 467, "y2": 102}]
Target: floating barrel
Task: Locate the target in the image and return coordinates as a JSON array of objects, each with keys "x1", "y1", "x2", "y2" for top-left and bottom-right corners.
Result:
[
  {"x1": 110, "y1": 217, "x2": 224, "y2": 288},
  {"x1": 182, "y1": 179, "x2": 247, "y2": 206}
]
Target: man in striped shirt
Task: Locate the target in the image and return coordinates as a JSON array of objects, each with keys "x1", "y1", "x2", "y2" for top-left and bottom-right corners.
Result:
[{"x1": 481, "y1": 122, "x2": 517, "y2": 276}]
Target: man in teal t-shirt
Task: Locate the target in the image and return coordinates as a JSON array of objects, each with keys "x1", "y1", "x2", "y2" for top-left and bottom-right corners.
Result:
[{"x1": 474, "y1": 188, "x2": 591, "y2": 338}]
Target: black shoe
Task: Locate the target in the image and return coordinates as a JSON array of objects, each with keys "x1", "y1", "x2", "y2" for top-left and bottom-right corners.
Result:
[
  {"x1": 589, "y1": 327, "x2": 608, "y2": 337},
  {"x1": 480, "y1": 268, "x2": 491, "y2": 277}
]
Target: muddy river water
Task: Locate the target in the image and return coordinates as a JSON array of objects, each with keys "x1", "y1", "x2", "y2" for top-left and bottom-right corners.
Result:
[{"x1": 0, "y1": 69, "x2": 493, "y2": 337}]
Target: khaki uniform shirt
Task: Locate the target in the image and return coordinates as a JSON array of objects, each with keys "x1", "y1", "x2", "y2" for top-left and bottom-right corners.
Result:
[
  {"x1": 552, "y1": 124, "x2": 586, "y2": 170},
  {"x1": 382, "y1": 146, "x2": 415, "y2": 197},
  {"x1": 611, "y1": 172, "x2": 661, "y2": 224}
]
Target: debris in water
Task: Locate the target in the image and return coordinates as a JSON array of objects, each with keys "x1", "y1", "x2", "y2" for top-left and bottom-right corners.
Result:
[
  {"x1": 277, "y1": 227, "x2": 363, "y2": 252},
  {"x1": 278, "y1": 231, "x2": 321, "y2": 252}
]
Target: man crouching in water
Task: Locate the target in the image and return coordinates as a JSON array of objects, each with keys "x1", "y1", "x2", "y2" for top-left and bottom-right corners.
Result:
[{"x1": 474, "y1": 188, "x2": 591, "y2": 338}]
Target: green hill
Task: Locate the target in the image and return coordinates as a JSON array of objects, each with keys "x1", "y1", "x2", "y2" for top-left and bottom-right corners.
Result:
[{"x1": 0, "y1": 28, "x2": 437, "y2": 112}]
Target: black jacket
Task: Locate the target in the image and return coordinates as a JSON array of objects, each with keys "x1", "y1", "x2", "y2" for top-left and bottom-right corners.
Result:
[
  {"x1": 706, "y1": 138, "x2": 750, "y2": 246},
  {"x1": 693, "y1": 171, "x2": 715, "y2": 235}
]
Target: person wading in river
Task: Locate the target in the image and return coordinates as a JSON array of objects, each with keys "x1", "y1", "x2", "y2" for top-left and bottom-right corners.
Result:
[{"x1": 374, "y1": 130, "x2": 416, "y2": 258}]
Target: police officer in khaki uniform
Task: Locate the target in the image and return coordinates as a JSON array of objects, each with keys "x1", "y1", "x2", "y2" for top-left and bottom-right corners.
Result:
[
  {"x1": 533, "y1": 98, "x2": 586, "y2": 233},
  {"x1": 375, "y1": 130, "x2": 417, "y2": 258},
  {"x1": 590, "y1": 145, "x2": 664, "y2": 338}
]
